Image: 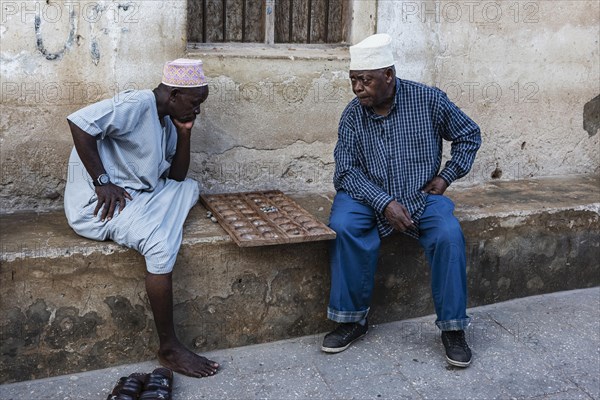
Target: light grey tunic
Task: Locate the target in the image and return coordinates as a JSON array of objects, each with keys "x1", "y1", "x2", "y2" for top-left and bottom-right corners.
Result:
[{"x1": 64, "y1": 89, "x2": 199, "y2": 274}]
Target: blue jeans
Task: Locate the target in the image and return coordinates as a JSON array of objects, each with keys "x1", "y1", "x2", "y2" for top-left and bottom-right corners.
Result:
[{"x1": 327, "y1": 191, "x2": 470, "y2": 331}]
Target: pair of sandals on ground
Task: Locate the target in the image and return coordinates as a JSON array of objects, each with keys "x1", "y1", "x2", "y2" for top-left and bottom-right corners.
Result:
[{"x1": 107, "y1": 367, "x2": 173, "y2": 400}]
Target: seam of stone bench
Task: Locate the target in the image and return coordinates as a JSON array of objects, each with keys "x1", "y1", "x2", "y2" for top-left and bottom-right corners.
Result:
[
  {"x1": 455, "y1": 203, "x2": 600, "y2": 221},
  {"x1": 0, "y1": 238, "x2": 237, "y2": 263}
]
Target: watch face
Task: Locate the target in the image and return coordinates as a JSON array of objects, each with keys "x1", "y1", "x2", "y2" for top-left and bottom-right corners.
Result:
[{"x1": 98, "y1": 174, "x2": 110, "y2": 185}]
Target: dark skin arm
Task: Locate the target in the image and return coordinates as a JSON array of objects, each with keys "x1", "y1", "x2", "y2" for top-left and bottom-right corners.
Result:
[
  {"x1": 383, "y1": 176, "x2": 449, "y2": 232},
  {"x1": 68, "y1": 120, "x2": 132, "y2": 221},
  {"x1": 422, "y1": 176, "x2": 449, "y2": 195},
  {"x1": 168, "y1": 118, "x2": 194, "y2": 181}
]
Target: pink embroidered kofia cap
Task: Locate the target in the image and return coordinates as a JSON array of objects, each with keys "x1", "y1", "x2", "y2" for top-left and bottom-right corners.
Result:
[{"x1": 162, "y1": 58, "x2": 208, "y2": 87}]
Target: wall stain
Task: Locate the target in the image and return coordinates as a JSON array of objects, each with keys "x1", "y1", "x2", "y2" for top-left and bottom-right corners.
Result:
[
  {"x1": 45, "y1": 306, "x2": 102, "y2": 349},
  {"x1": 583, "y1": 94, "x2": 600, "y2": 137},
  {"x1": 90, "y1": 39, "x2": 101, "y2": 65},
  {"x1": 104, "y1": 295, "x2": 147, "y2": 332}
]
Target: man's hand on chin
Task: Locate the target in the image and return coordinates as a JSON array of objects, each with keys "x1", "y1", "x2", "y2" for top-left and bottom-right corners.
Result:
[{"x1": 172, "y1": 118, "x2": 195, "y2": 134}]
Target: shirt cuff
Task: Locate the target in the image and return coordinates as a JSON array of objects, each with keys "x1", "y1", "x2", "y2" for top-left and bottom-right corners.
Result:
[
  {"x1": 67, "y1": 115, "x2": 102, "y2": 137},
  {"x1": 371, "y1": 192, "x2": 394, "y2": 214},
  {"x1": 438, "y1": 168, "x2": 457, "y2": 187}
]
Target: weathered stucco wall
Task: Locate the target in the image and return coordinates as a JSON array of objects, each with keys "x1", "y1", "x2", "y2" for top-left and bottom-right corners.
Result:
[
  {"x1": 0, "y1": 1, "x2": 355, "y2": 212},
  {"x1": 187, "y1": 48, "x2": 350, "y2": 194},
  {"x1": 378, "y1": 0, "x2": 600, "y2": 185},
  {"x1": 1, "y1": 0, "x2": 187, "y2": 212},
  {"x1": 1, "y1": 0, "x2": 598, "y2": 212}
]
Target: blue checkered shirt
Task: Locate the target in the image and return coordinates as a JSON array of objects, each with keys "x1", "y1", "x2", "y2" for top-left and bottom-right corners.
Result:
[{"x1": 333, "y1": 78, "x2": 481, "y2": 238}]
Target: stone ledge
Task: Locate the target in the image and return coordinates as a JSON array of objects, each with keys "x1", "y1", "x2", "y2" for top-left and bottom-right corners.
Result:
[
  {"x1": 1, "y1": 175, "x2": 599, "y2": 383},
  {"x1": 3, "y1": 176, "x2": 598, "y2": 261},
  {"x1": 187, "y1": 43, "x2": 349, "y2": 61},
  {"x1": 0, "y1": 193, "x2": 335, "y2": 262}
]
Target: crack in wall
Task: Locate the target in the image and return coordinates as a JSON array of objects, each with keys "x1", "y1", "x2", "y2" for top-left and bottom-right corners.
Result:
[{"x1": 197, "y1": 139, "x2": 328, "y2": 157}]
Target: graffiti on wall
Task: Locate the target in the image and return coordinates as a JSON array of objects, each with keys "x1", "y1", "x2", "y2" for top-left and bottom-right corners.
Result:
[{"x1": 2, "y1": 1, "x2": 140, "y2": 63}]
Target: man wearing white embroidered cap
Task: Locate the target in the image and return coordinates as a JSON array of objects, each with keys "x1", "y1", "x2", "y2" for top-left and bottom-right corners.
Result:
[
  {"x1": 64, "y1": 59, "x2": 220, "y2": 378},
  {"x1": 322, "y1": 34, "x2": 481, "y2": 368},
  {"x1": 349, "y1": 33, "x2": 395, "y2": 70}
]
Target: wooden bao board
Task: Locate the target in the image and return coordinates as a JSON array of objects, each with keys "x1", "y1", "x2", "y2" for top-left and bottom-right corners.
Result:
[{"x1": 200, "y1": 191, "x2": 336, "y2": 247}]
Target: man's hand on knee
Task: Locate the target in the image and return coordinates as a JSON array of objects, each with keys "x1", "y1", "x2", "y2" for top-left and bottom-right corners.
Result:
[
  {"x1": 383, "y1": 201, "x2": 416, "y2": 232},
  {"x1": 94, "y1": 184, "x2": 133, "y2": 221},
  {"x1": 422, "y1": 176, "x2": 449, "y2": 195}
]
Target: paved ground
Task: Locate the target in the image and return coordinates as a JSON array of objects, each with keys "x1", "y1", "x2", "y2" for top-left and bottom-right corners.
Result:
[{"x1": 1, "y1": 288, "x2": 598, "y2": 400}]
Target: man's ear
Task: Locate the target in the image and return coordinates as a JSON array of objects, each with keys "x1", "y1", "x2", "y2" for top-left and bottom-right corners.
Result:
[
  {"x1": 385, "y1": 67, "x2": 395, "y2": 83},
  {"x1": 168, "y1": 88, "x2": 181, "y2": 102}
]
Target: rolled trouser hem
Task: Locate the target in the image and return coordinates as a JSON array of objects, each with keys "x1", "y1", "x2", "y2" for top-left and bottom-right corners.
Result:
[
  {"x1": 436, "y1": 317, "x2": 471, "y2": 331},
  {"x1": 327, "y1": 307, "x2": 369, "y2": 323}
]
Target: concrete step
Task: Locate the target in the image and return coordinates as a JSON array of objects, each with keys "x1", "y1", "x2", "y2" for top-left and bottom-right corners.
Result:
[
  {"x1": 1, "y1": 288, "x2": 599, "y2": 400},
  {"x1": 1, "y1": 175, "x2": 599, "y2": 383}
]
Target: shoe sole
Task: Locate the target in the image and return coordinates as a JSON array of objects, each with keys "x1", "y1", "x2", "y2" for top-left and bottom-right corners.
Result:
[
  {"x1": 320, "y1": 331, "x2": 367, "y2": 353},
  {"x1": 446, "y1": 356, "x2": 471, "y2": 368}
]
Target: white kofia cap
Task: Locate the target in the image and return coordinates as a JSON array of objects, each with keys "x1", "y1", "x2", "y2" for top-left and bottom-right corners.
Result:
[{"x1": 349, "y1": 33, "x2": 394, "y2": 71}]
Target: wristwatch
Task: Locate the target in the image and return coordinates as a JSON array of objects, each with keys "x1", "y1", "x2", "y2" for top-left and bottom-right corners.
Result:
[{"x1": 93, "y1": 173, "x2": 111, "y2": 187}]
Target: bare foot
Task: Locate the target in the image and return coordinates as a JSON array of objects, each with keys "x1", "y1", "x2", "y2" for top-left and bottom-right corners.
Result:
[{"x1": 158, "y1": 342, "x2": 220, "y2": 378}]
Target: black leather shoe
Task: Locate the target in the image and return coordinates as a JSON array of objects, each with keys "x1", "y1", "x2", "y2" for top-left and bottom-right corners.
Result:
[
  {"x1": 441, "y1": 330, "x2": 472, "y2": 367},
  {"x1": 321, "y1": 320, "x2": 368, "y2": 353}
]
